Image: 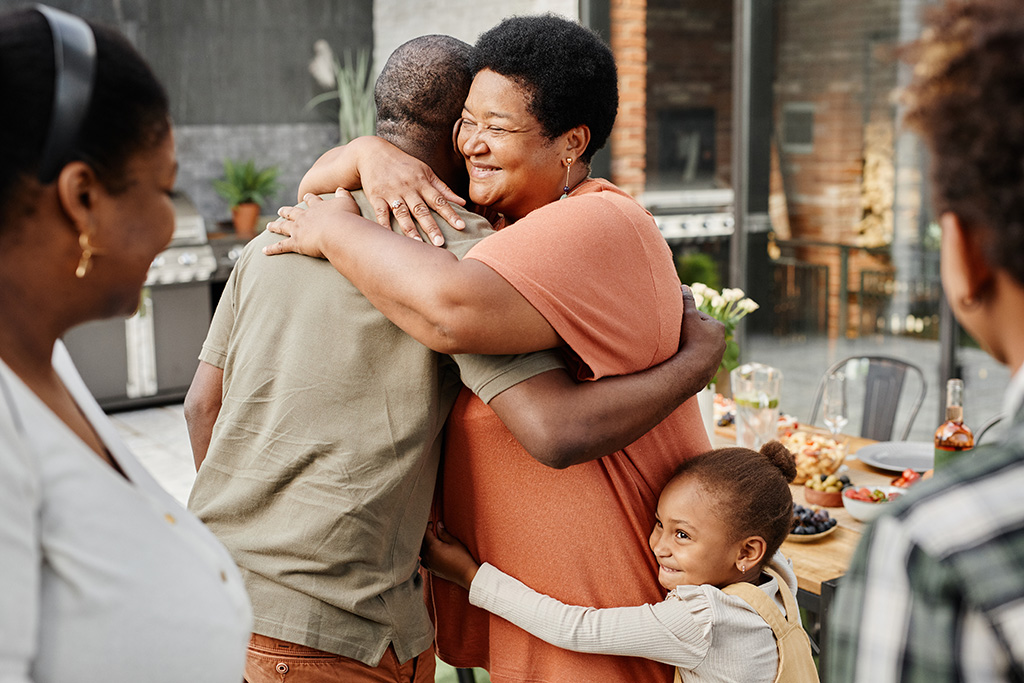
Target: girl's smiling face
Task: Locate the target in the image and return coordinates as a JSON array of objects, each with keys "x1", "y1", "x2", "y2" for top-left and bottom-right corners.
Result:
[{"x1": 649, "y1": 475, "x2": 757, "y2": 591}]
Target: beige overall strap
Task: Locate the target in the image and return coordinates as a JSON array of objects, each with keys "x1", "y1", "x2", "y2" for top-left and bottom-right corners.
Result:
[
  {"x1": 722, "y1": 577, "x2": 790, "y2": 632},
  {"x1": 722, "y1": 567, "x2": 820, "y2": 683}
]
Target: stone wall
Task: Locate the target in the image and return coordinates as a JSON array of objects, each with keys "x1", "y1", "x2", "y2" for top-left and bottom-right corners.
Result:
[{"x1": 4, "y1": 0, "x2": 373, "y2": 226}]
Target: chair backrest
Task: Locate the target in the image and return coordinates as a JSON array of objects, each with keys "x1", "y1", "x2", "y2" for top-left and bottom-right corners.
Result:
[
  {"x1": 809, "y1": 356, "x2": 927, "y2": 441},
  {"x1": 976, "y1": 413, "x2": 1005, "y2": 444}
]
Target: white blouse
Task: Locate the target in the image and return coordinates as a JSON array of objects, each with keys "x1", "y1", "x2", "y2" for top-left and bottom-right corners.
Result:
[
  {"x1": 0, "y1": 343, "x2": 251, "y2": 683},
  {"x1": 469, "y1": 552, "x2": 798, "y2": 683}
]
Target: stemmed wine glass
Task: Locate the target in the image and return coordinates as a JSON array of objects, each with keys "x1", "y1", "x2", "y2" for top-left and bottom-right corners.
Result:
[{"x1": 823, "y1": 371, "x2": 849, "y2": 437}]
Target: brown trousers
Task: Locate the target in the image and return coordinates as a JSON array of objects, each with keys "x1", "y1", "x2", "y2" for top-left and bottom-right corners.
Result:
[{"x1": 244, "y1": 634, "x2": 436, "y2": 683}]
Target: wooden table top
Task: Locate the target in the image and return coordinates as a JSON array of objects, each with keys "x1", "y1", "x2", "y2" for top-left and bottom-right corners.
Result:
[{"x1": 713, "y1": 426, "x2": 906, "y2": 595}]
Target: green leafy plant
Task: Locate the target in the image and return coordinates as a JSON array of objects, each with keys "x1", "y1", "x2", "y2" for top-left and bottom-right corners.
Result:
[
  {"x1": 212, "y1": 159, "x2": 281, "y2": 208},
  {"x1": 675, "y1": 251, "x2": 721, "y2": 291},
  {"x1": 690, "y1": 282, "x2": 760, "y2": 385},
  {"x1": 307, "y1": 41, "x2": 376, "y2": 144}
]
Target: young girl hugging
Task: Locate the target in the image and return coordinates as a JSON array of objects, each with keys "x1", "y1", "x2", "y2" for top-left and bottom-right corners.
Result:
[{"x1": 422, "y1": 442, "x2": 819, "y2": 683}]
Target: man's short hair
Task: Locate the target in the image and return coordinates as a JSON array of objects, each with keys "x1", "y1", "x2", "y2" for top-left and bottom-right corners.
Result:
[{"x1": 374, "y1": 35, "x2": 474, "y2": 145}]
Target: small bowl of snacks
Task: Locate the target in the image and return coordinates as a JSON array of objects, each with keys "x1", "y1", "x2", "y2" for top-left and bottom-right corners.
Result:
[
  {"x1": 789, "y1": 504, "x2": 839, "y2": 541},
  {"x1": 841, "y1": 485, "x2": 904, "y2": 523},
  {"x1": 779, "y1": 428, "x2": 848, "y2": 485},
  {"x1": 803, "y1": 473, "x2": 851, "y2": 507}
]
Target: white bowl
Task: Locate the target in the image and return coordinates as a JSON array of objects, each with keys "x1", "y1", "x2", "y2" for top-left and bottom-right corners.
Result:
[{"x1": 841, "y1": 485, "x2": 905, "y2": 523}]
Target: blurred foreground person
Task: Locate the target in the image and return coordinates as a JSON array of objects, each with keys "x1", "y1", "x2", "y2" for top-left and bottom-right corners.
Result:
[
  {"x1": 0, "y1": 7, "x2": 250, "y2": 682},
  {"x1": 828, "y1": 1, "x2": 1024, "y2": 680}
]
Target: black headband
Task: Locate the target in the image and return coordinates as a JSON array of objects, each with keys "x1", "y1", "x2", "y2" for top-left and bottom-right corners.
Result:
[{"x1": 36, "y1": 4, "x2": 96, "y2": 184}]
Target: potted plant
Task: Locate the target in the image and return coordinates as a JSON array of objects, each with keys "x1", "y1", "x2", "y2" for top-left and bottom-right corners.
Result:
[
  {"x1": 213, "y1": 159, "x2": 281, "y2": 238},
  {"x1": 307, "y1": 40, "x2": 376, "y2": 144}
]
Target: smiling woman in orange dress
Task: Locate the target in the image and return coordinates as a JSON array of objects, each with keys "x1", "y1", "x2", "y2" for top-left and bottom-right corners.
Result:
[{"x1": 266, "y1": 15, "x2": 718, "y2": 683}]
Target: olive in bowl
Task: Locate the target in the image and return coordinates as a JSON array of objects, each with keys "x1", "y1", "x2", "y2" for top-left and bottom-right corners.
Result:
[
  {"x1": 804, "y1": 473, "x2": 850, "y2": 507},
  {"x1": 841, "y1": 485, "x2": 904, "y2": 523}
]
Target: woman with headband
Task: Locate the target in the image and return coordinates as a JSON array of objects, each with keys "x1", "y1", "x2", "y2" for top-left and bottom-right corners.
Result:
[{"x1": 0, "y1": 7, "x2": 250, "y2": 682}]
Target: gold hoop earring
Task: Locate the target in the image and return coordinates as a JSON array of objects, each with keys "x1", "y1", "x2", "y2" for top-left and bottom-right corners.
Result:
[
  {"x1": 560, "y1": 157, "x2": 574, "y2": 200},
  {"x1": 75, "y1": 232, "x2": 94, "y2": 279}
]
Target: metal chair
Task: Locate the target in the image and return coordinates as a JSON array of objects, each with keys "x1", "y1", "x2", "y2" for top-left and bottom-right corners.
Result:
[
  {"x1": 976, "y1": 413, "x2": 1005, "y2": 444},
  {"x1": 809, "y1": 355, "x2": 927, "y2": 441}
]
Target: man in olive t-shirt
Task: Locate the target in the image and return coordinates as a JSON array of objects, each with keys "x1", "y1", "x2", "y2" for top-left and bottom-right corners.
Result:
[{"x1": 184, "y1": 37, "x2": 564, "y2": 683}]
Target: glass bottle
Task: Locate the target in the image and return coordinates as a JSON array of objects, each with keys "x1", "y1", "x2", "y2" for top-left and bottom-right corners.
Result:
[{"x1": 934, "y1": 378, "x2": 974, "y2": 470}]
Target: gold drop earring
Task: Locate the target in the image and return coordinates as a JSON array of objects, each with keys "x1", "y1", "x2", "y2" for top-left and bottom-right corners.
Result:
[
  {"x1": 75, "y1": 232, "x2": 95, "y2": 279},
  {"x1": 560, "y1": 157, "x2": 574, "y2": 200}
]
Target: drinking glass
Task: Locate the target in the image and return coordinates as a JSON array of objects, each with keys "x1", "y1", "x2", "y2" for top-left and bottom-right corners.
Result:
[
  {"x1": 823, "y1": 371, "x2": 849, "y2": 436},
  {"x1": 731, "y1": 362, "x2": 783, "y2": 449}
]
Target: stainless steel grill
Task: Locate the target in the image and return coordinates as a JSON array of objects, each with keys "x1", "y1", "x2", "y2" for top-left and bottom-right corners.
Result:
[{"x1": 640, "y1": 187, "x2": 735, "y2": 244}]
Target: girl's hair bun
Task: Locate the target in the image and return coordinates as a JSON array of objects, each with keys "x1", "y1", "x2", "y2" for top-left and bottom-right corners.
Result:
[{"x1": 760, "y1": 440, "x2": 797, "y2": 483}]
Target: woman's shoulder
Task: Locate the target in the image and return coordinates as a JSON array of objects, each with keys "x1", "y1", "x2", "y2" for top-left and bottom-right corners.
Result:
[
  {"x1": 514, "y1": 178, "x2": 656, "y2": 236},
  {"x1": 570, "y1": 178, "x2": 649, "y2": 210}
]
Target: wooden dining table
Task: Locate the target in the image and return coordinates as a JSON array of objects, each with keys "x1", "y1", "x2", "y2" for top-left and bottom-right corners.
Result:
[{"x1": 712, "y1": 426, "x2": 909, "y2": 680}]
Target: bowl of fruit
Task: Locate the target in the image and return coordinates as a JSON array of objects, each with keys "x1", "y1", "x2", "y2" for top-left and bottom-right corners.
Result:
[
  {"x1": 779, "y1": 428, "x2": 848, "y2": 485},
  {"x1": 789, "y1": 504, "x2": 839, "y2": 541},
  {"x1": 803, "y1": 473, "x2": 851, "y2": 507},
  {"x1": 841, "y1": 485, "x2": 904, "y2": 523}
]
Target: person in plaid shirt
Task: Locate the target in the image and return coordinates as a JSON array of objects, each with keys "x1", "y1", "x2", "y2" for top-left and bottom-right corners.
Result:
[{"x1": 826, "y1": 1, "x2": 1024, "y2": 680}]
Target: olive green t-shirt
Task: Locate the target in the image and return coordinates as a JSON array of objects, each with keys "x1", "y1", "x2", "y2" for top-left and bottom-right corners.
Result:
[{"x1": 188, "y1": 194, "x2": 563, "y2": 666}]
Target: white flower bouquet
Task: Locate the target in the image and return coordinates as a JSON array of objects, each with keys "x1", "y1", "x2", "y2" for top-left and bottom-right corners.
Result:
[{"x1": 689, "y1": 283, "x2": 759, "y2": 379}]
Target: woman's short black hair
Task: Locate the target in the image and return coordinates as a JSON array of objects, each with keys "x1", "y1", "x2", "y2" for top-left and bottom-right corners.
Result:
[
  {"x1": 473, "y1": 14, "x2": 618, "y2": 164},
  {"x1": 0, "y1": 8, "x2": 170, "y2": 226}
]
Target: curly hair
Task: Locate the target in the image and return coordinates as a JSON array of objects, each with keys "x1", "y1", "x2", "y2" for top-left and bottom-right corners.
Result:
[
  {"x1": 901, "y1": 0, "x2": 1024, "y2": 286},
  {"x1": 473, "y1": 14, "x2": 618, "y2": 164},
  {"x1": 671, "y1": 441, "x2": 796, "y2": 568},
  {"x1": 0, "y1": 8, "x2": 169, "y2": 230}
]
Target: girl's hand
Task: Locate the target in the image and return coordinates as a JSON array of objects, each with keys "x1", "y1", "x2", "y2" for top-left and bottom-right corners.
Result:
[
  {"x1": 264, "y1": 190, "x2": 359, "y2": 258},
  {"x1": 299, "y1": 137, "x2": 467, "y2": 246},
  {"x1": 421, "y1": 522, "x2": 479, "y2": 590}
]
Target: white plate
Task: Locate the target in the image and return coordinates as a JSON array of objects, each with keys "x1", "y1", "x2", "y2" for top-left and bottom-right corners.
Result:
[{"x1": 854, "y1": 441, "x2": 933, "y2": 473}]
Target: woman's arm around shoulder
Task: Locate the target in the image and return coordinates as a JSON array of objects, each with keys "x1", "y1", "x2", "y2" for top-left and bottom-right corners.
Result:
[{"x1": 297, "y1": 136, "x2": 467, "y2": 245}]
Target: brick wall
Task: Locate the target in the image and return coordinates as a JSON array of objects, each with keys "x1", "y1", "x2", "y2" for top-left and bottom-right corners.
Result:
[
  {"x1": 774, "y1": 0, "x2": 904, "y2": 336},
  {"x1": 610, "y1": 0, "x2": 647, "y2": 195}
]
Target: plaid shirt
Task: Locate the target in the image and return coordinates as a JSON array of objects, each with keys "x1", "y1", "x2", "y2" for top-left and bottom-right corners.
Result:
[{"x1": 826, "y1": 404, "x2": 1024, "y2": 682}]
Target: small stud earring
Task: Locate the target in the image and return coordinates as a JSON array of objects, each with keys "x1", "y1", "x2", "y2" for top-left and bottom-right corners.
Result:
[{"x1": 739, "y1": 564, "x2": 746, "y2": 573}]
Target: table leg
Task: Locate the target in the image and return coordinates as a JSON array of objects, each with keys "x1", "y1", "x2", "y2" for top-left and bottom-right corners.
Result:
[{"x1": 818, "y1": 577, "x2": 840, "y2": 683}]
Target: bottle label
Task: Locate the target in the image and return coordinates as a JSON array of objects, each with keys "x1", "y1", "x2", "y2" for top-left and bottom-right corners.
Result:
[{"x1": 934, "y1": 445, "x2": 971, "y2": 470}]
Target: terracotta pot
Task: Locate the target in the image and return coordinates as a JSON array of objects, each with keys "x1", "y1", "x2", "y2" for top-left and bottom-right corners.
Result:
[{"x1": 231, "y1": 202, "x2": 261, "y2": 239}]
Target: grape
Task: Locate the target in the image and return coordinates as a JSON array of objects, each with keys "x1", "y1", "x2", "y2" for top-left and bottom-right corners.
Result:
[{"x1": 791, "y1": 504, "x2": 835, "y2": 535}]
